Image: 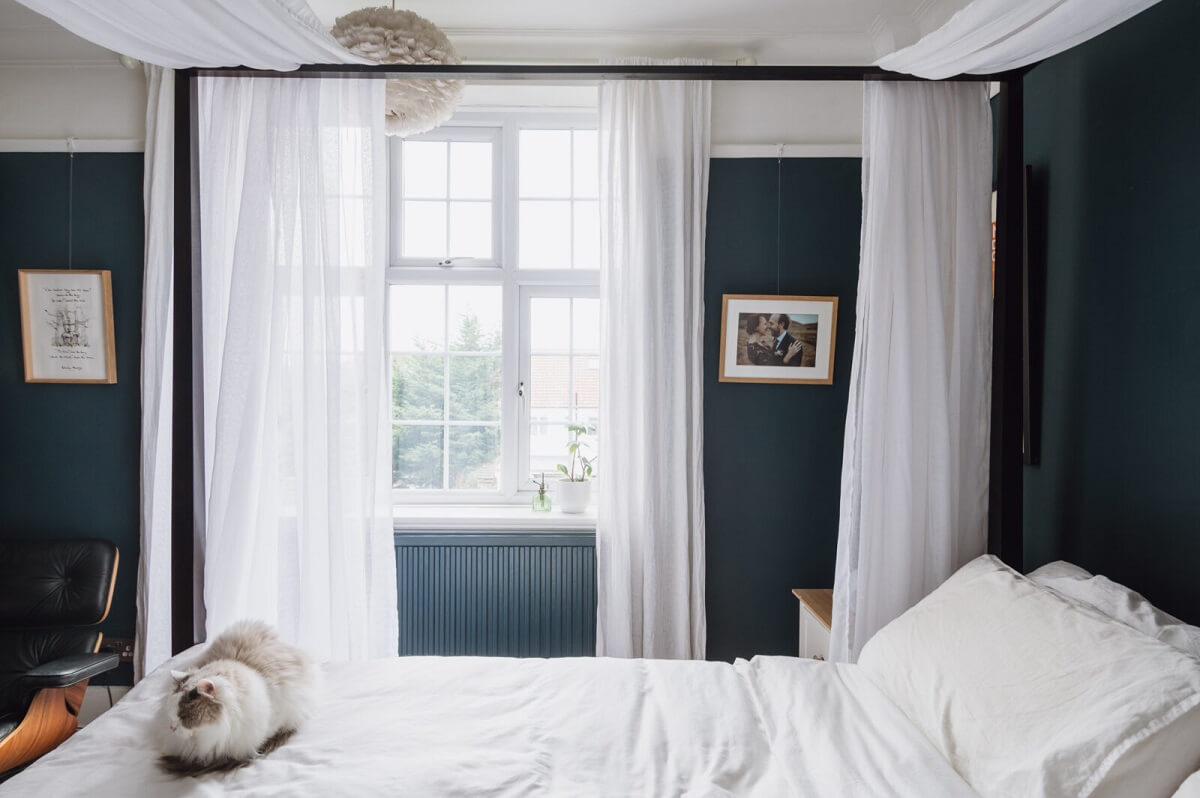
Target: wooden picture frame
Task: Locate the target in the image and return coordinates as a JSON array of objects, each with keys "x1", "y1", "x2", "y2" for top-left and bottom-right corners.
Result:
[
  {"x1": 18, "y1": 269, "x2": 117, "y2": 384},
  {"x1": 718, "y1": 294, "x2": 838, "y2": 385}
]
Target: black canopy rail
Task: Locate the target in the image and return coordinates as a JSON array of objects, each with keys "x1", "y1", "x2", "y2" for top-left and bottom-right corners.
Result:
[
  {"x1": 171, "y1": 62, "x2": 1027, "y2": 654},
  {"x1": 192, "y1": 63, "x2": 1006, "y2": 81}
]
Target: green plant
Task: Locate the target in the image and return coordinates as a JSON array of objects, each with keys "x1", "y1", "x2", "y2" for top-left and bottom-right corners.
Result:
[
  {"x1": 557, "y1": 423, "x2": 596, "y2": 482},
  {"x1": 532, "y1": 471, "x2": 549, "y2": 497}
]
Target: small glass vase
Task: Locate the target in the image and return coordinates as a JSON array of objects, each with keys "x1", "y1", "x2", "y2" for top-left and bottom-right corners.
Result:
[{"x1": 531, "y1": 490, "x2": 552, "y2": 512}]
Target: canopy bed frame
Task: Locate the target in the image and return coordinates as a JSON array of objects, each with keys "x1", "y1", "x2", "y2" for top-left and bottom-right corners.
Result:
[
  {"x1": 167, "y1": 62, "x2": 1030, "y2": 654},
  {"x1": 14, "y1": 49, "x2": 1193, "y2": 798}
]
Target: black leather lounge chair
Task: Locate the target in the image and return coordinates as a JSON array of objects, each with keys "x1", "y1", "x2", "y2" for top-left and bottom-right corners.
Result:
[{"x1": 0, "y1": 539, "x2": 120, "y2": 774}]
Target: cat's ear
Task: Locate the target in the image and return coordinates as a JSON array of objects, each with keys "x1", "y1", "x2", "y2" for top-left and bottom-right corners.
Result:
[
  {"x1": 170, "y1": 670, "x2": 191, "y2": 689},
  {"x1": 196, "y1": 679, "x2": 217, "y2": 699}
]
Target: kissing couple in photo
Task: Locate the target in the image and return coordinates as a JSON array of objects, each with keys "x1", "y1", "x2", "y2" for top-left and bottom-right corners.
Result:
[{"x1": 745, "y1": 313, "x2": 805, "y2": 366}]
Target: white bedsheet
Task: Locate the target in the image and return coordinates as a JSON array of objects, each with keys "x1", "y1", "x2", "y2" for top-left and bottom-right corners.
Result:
[{"x1": 3, "y1": 653, "x2": 975, "y2": 797}]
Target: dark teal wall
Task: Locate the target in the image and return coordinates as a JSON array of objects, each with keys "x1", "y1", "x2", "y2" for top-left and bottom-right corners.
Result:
[
  {"x1": 705, "y1": 158, "x2": 860, "y2": 661},
  {"x1": 1022, "y1": 0, "x2": 1200, "y2": 621},
  {"x1": 0, "y1": 153, "x2": 144, "y2": 682}
]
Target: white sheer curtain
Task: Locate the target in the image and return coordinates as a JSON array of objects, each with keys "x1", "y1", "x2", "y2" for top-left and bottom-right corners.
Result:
[
  {"x1": 13, "y1": 0, "x2": 365, "y2": 69},
  {"x1": 829, "y1": 82, "x2": 993, "y2": 664},
  {"x1": 196, "y1": 77, "x2": 396, "y2": 661},
  {"x1": 135, "y1": 65, "x2": 175, "y2": 681},
  {"x1": 877, "y1": 0, "x2": 1162, "y2": 78},
  {"x1": 597, "y1": 60, "x2": 710, "y2": 660}
]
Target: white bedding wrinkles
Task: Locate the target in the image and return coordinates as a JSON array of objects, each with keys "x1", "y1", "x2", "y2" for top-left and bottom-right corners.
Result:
[{"x1": 2, "y1": 653, "x2": 976, "y2": 797}]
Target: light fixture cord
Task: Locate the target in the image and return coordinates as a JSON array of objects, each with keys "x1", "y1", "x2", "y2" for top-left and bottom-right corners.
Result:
[
  {"x1": 775, "y1": 143, "x2": 783, "y2": 294},
  {"x1": 67, "y1": 137, "x2": 76, "y2": 269}
]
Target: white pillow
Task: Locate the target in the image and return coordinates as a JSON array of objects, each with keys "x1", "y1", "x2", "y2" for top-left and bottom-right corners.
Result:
[
  {"x1": 858, "y1": 555, "x2": 1200, "y2": 798},
  {"x1": 1027, "y1": 561, "x2": 1200, "y2": 658}
]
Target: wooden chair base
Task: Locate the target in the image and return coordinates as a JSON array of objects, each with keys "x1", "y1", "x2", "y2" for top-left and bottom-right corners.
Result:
[{"x1": 0, "y1": 680, "x2": 88, "y2": 774}]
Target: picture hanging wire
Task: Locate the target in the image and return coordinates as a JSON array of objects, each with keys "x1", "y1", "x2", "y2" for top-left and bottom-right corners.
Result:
[
  {"x1": 775, "y1": 143, "x2": 783, "y2": 294},
  {"x1": 66, "y1": 136, "x2": 76, "y2": 269}
]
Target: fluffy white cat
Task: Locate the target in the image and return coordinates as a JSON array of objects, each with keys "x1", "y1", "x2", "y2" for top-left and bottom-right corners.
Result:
[{"x1": 154, "y1": 620, "x2": 319, "y2": 775}]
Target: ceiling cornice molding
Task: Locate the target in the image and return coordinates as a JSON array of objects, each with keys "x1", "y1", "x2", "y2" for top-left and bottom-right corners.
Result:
[
  {"x1": 442, "y1": 26, "x2": 879, "y2": 64},
  {"x1": 441, "y1": 23, "x2": 869, "y2": 41}
]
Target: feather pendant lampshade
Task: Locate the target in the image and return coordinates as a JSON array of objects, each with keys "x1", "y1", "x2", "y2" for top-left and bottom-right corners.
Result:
[{"x1": 330, "y1": 7, "x2": 463, "y2": 137}]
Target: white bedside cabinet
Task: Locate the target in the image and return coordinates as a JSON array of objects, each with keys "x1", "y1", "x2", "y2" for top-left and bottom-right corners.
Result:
[{"x1": 792, "y1": 588, "x2": 833, "y2": 660}]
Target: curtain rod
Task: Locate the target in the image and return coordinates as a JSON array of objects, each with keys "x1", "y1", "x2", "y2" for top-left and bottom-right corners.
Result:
[{"x1": 189, "y1": 63, "x2": 1004, "y2": 82}]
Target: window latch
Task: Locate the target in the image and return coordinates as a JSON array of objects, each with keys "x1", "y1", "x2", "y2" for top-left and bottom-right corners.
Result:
[{"x1": 517, "y1": 381, "x2": 524, "y2": 398}]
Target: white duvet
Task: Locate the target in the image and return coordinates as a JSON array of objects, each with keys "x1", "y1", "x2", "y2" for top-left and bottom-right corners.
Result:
[{"x1": 3, "y1": 653, "x2": 975, "y2": 797}]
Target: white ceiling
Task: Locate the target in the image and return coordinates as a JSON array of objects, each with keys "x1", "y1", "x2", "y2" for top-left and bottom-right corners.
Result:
[
  {"x1": 307, "y1": 0, "x2": 969, "y2": 63},
  {"x1": 0, "y1": 0, "x2": 123, "y2": 65},
  {"x1": 0, "y1": 0, "x2": 969, "y2": 67}
]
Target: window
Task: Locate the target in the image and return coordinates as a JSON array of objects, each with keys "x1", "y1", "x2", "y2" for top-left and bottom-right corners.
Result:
[{"x1": 388, "y1": 112, "x2": 600, "y2": 503}]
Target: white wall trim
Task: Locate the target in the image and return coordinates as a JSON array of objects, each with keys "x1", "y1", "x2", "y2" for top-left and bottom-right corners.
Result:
[
  {"x1": 0, "y1": 138, "x2": 143, "y2": 153},
  {"x1": 711, "y1": 143, "x2": 860, "y2": 159}
]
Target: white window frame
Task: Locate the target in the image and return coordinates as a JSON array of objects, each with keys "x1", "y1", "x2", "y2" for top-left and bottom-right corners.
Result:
[{"x1": 387, "y1": 109, "x2": 600, "y2": 506}]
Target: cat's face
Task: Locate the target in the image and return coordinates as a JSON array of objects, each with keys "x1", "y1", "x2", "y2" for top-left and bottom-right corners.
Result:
[{"x1": 163, "y1": 670, "x2": 231, "y2": 741}]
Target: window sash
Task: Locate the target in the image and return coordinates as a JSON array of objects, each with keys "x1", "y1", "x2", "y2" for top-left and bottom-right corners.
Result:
[
  {"x1": 389, "y1": 126, "x2": 503, "y2": 269},
  {"x1": 518, "y1": 285, "x2": 600, "y2": 488}
]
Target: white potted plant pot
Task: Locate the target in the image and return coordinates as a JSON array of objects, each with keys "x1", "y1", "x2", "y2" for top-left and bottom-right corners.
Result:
[{"x1": 556, "y1": 479, "x2": 592, "y2": 513}]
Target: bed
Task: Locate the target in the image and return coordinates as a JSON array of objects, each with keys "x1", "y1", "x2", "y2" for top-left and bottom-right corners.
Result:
[{"x1": 5, "y1": 556, "x2": 1199, "y2": 797}]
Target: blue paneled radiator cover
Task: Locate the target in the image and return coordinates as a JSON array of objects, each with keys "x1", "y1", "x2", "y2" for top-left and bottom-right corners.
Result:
[{"x1": 394, "y1": 531, "x2": 597, "y2": 657}]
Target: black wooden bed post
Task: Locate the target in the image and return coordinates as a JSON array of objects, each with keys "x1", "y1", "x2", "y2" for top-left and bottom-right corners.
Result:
[
  {"x1": 167, "y1": 64, "x2": 1017, "y2": 654},
  {"x1": 989, "y1": 73, "x2": 1026, "y2": 569},
  {"x1": 171, "y1": 68, "x2": 199, "y2": 653}
]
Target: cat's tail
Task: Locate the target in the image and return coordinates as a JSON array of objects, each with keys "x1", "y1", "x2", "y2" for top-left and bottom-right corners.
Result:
[
  {"x1": 159, "y1": 754, "x2": 254, "y2": 777},
  {"x1": 258, "y1": 728, "x2": 296, "y2": 756},
  {"x1": 207, "y1": 619, "x2": 280, "y2": 661}
]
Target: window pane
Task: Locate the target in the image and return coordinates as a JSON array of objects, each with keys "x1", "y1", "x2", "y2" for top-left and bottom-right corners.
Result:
[
  {"x1": 449, "y1": 141, "x2": 492, "y2": 200},
  {"x1": 449, "y1": 355, "x2": 501, "y2": 421},
  {"x1": 393, "y1": 424, "x2": 444, "y2": 489},
  {"x1": 448, "y1": 285, "x2": 502, "y2": 352},
  {"x1": 519, "y1": 201, "x2": 571, "y2": 269},
  {"x1": 519, "y1": 130, "x2": 571, "y2": 197},
  {"x1": 402, "y1": 141, "x2": 447, "y2": 198},
  {"x1": 391, "y1": 284, "x2": 448, "y2": 350},
  {"x1": 572, "y1": 130, "x2": 598, "y2": 198},
  {"x1": 449, "y1": 426, "x2": 500, "y2": 490},
  {"x1": 389, "y1": 284, "x2": 445, "y2": 351},
  {"x1": 530, "y1": 355, "x2": 569, "y2": 406},
  {"x1": 572, "y1": 201, "x2": 600, "y2": 270},
  {"x1": 529, "y1": 419, "x2": 569, "y2": 480},
  {"x1": 448, "y1": 201, "x2": 492, "y2": 260},
  {"x1": 572, "y1": 298, "x2": 600, "y2": 352},
  {"x1": 402, "y1": 201, "x2": 446, "y2": 258},
  {"x1": 576, "y1": 407, "x2": 599, "y2": 432},
  {"x1": 529, "y1": 298, "x2": 570, "y2": 352},
  {"x1": 572, "y1": 356, "x2": 600, "y2": 411},
  {"x1": 392, "y1": 354, "x2": 444, "y2": 421}
]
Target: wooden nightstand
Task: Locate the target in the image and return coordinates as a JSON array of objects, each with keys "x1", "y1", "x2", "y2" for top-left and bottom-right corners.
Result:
[{"x1": 792, "y1": 589, "x2": 833, "y2": 660}]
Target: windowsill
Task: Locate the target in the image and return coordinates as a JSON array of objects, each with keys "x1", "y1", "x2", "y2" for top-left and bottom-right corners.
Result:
[{"x1": 392, "y1": 504, "x2": 596, "y2": 532}]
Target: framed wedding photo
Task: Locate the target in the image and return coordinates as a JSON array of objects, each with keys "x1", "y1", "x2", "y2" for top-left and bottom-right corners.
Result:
[
  {"x1": 718, "y1": 294, "x2": 838, "y2": 385},
  {"x1": 18, "y1": 269, "x2": 117, "y2": 384}
]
